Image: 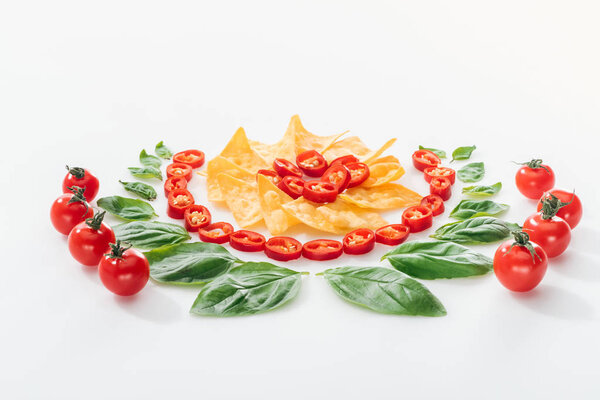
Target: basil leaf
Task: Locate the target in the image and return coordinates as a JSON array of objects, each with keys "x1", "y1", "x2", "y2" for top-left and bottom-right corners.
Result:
[
  {"x1": 450, "y1": 199, "x2": 509, "y2": 220},
  {"x1": 146, "y1": 242, "x2": 241, "y2": 285},
  {"x1": 457, "y1": 162, "x2": 484, "y2": 182},
  {"x1": 119, "y1": 180, "x2": 157, "y2": 201},
  {"x1": 97, "y1": 196, "x2": 157, "y2": 221},
  {"x1": 451, "y1": 145, "x2": 476, "y2": 161},
  {"x1": 114, "y1": 221, "x2": 190, "y2": 249},
  {"x1": 139, "y1": 149, "x2": 162, "y2": 168},
  {"x1": 419, "y1": 145, "x2": 446, "y2": 159},
  {"x1": 430, "y1": 217, "x2": 517, "y2": 244},
  {"x1": 155, "y1": 141, "x2": 173, "y2": 160},
  {"x1": 190, "y1": 262, "x2": 303, "y2": 316},
  {"x1": 321, "y1": 266, "x2": 446, "y2": 317},
  {"x1": 381, "y1": 240, "x2": 493, "y2": 279},
  {"x1": 462, "y1": 182, "x2": 502, "y2": 197},
  {"x1": 128, "y1": 166, "x2": 163, "y2": 181}
]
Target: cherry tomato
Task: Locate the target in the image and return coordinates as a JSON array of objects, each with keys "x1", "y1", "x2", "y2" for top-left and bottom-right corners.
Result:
[
  {"x1": 321, "y1": 164, "x2": 351, "y2": 193},
  {"x1": 256, "y1": 169, "x2": 282, "y2": 186},
  {"x1": 164, "y1": 176, "x2": 188, "y2": 197},
  {"x1": 494, "y1": 231, "x2": 548, "y2": 292},
  {"x1": 523, "y1": 212, "x2": 571, "y2": 258},
  {"x1": 98, "y1": 241, "x2": 149, "y2": 296},
  {"x1": 515, "y1": 159, "x2": 555, "y2": 199},
  {"x1": 424, "y1": 166, "x2": 456, "y2": 185},
  {"x1": 303, "y1": 181, "x2": 338, "y2": 203},
  {"x1": 50, "y1": 186, "x2": 94, "y2": 235},
  {"x1": 537, "y1": 190, "x2": 582, "y2": 229},
  {"x1": 184, "y1": 205, "x2": 212, "y2": 232},
  {"x1": 273, "y1": 158, "x2": 302, "y2": 178},
  {"x1": 198, "y1": 222, "x2": 234, "y2": 244},
  {"x1": 229, "y1": 230, "x2": 266, "y2": 252},
  {"x1": 67, "y1": 211, "x2": 115, "y2": 266},
  {"x1": 346, "y1": 162, "x2": 370, "y2": 188},
  {"x1": 420, "y1": 194, "x2": 445, "y2": 216},
  {"x1": 167, "y1": 188, "x2": 194, "y2": 219},
  {"x1": 264, "y1": 237, "x2": 303, "y2": 261},
  {"x1": 375, "y1": 224, "x2": 409, "y2": 246},
  {"x1": 166, "y1": 163, "x2": 193, "y2": 181},
  {"x1": 330, "y1": 155, "x2": 360, "y2": 166},
  {"x1": 173, "y1": 149, "x2": 205, "y2": 169},
  {"x1": 402, "y1": 205, "x2": 433, "y2": 233},
  {"x1": 430, "y1": 176, "x2": 452, "y2": 201},
  {"x1": 296, "y1": 150, "x2": 328, "y2": 177},
  {"x1": 302, "y1": 239, "x2": 343, "y2": 261},
  {"x1": 343, "y1": 228, "x2": 375, "y2": 255},
  {"x1": 62, "y1": 166, "x2": 100, "y2": 201},
  {"x1": 412, "y1": 150, "x2": 441, "y2": 172},
  {"x1": 277, "y1": 176, "x2": 305, "y2": 199}
]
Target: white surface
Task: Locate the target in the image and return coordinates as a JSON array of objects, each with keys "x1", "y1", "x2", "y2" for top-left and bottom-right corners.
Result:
[{"x1": 1, "y1": 1, "x2": 599, "y2": 399}]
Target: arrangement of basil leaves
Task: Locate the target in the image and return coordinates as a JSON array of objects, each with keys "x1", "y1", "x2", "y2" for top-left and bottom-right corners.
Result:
[
  {"x1": 419, "y1": 145, "x2": 446, "y2": 159},
  {"x1": 155, "y1": 140, "x2": 173, "y2": 159},
  {"x1": 457, "y1": 162, "x2": 485, "y2": 182},
  {"x1": 139, "y1": 149, "x2": 162, "y2": 168},
  {"x1": 431, "y1": 217, "x2": 519, "y2": 244},
  {"x1": 97, "y1": 196, "x2": 157, "y2": 221},
  {"x1": 462, "y1": 182, "x2": 502, "y2": 197},
  {"x1": 451, "y1": 145, "x2": 476, "y2": 161},
  {"x1": 128, "y1": 166, "x2": 163, "y2": 180},
  {"x1": 114, "y1": 221, "x2": 190, "y2": 249},
  {"x1": 450, "y1": 199, "x2": 509, "y2": 220},
  {"x1": 119, "y1": 180, "x2": 157, "y2": 201}
]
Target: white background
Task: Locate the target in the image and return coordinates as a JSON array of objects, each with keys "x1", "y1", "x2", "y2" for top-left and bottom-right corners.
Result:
[{"x1": 1, "y1": 1, "x2": 599, "y2": 399}]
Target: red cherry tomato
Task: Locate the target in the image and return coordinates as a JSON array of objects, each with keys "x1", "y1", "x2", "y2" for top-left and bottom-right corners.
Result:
[
  {"x1": 184, "y1": 205, "x2": 212, "y2": 232},
  {"x1": 375, "y1": 224, "x2": 409, "y2": 246},
  {"x1": 424, "y1": 166, "x2": 456, "y2": 185},
  {"x1": 321, "y1": 164, "x2": 351, "y2": 193},
  {"x1": 273, "y1": 158, "x2": 302, "y2": 178},
  {"x1": 430, "y1": 176, "x2": 452, "y2": 201},
  {"x1": 67, "y1": 211, "x2": 115, "y2": 266},
  {"x1": 50, "y1": 186, "x2": 94, "y2": 235},
  {"x1": 303, "y1": 181, "x2": 338, "y2": 203},
  {"x1": 537, "y1": 190, "x2": 582, "y2": 229},
  {"x1": 346, "y1": 162, "x2": 370, "y2": 188},
  {"x1": 402, "y1": 206, "x2": 433, "y2": 233},
  {"x1": 166, "y1": 163, "x2": 193, "y2": 181},
  {"x1": 523, "y1": 212, "x2": 571, "y2": 258},
  {"x1": 98, "y1": 241, "x2": 149, "y2": 296},
  {"x1": 256, "y1": 169, "x2": 282, "y2": 186},
  {"x1": 229, "y1": 230, "x2": 266, "y2": 252},
  {"x1": 515, "y1": 159, "x2": 555, "y2": 199},
  {"x1": 199, "y1": 222, "x2": 234, "y2": 244},
  {"x1": 420, "y1": 194, "x2": 445, "y2": 216},
  {"x1": 277, "y1": 176, "x2": 305, "y2": 199},
  {"x1": 296, "y1": 150, "x2": 328, "y2": 177},
  {"x1": 164, "y1": 176, "x2": 188, "y2": 197},
  {"x1": 62, "y1": 166, "x2": 100, "y2": 201},
  {"x1": 494, "y1": 231, "x2": 548, "y2": 292},
  {"x1": 302, "y1": 239, "x2": 343, "y2": 261},
  {"x1": 330, "y1": 155, "x2": 360, "y2": 166},
  {"x1": 173, "y1": 149, "x2": 205, "y2": 169},
  {"x1": 264, "y1": 237, "x2": 303, "y2": 261},
  {"x1": 343, "y1": 228, "x2": 375, "y2": 255},
  {"x1": 412, "y1": 150, "x2": 441, "y2": 172},
  {"x1": 167, "y1": 188, "x2": 194, "y2": 219}
]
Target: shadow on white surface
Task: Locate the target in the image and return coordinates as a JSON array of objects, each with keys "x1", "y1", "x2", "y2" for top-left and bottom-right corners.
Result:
[
  {"x1": 113, "y1": 285, "x2": 183, "y2": 323},
  {"x1": 510, "y1": 285, "x2": 597, "y2": 321}
]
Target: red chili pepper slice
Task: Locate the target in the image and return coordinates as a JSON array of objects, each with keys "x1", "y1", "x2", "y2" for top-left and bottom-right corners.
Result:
[
  {"x1": 342, "y1": 228, "x2": 375, "y2": 255},
  {"x1": 302, "y1": 239, "x2": 343, "y2": 261},
  {"x1": 198, "y1": 222, "x2": 234, "y2": 244},
  {"x1": 330, "y1": 155, "x2": 360, "y2": 166},
  {"x1": 164, "y1": 176, "x2": 188, "y2": 197},
  {"x1": 264, "y1": 236, "x2": 303, "y2": 261},
  {"x1": 256, "y1": 169, "x2": 282, "y2": 186},
  {"x1": 346, "y1": 162, "x2": 370, "y2": 188},
  {"x1": 183, "y1": 204, "x2": 212, "y2": 232},
  {"x1": 277, "y1": 176, "x2": 305, "y2": 199},
  {"x1": 321, "y1": 164, "x2": 351, "y2": 193},
  {"x1": 402, "y1": 205, "x2": 433, "y2": 233},
  {"x1": 296, "y1": 150, "x2": 328, "y2": 177},
  {"x1": 430, "y1": 176, "x2": 452, "y2": 201},
  {"x1": 229, "y1": 230, "x2": 266, "y2": 252},
  {"x1": 173, "y1": 149, "x2": 205, "y2": 169},
  {"x1": 412, "y1": 150, "x2": 441, "y2": 172},
  {"x1": 273, "y1": 158, "x2": 302, "y2": 178},
  {"x1": 375, "y1": 224, "x2": 410, "y2": 246},
  {"x1": 303, "y1": 181, "x2": 338, "y2": 203},
  {"x1": 424, "y1": 166, "x2": 456, "y2": 185},
  {"x1": 420, "y1": 194, "x2": 445, "y2": 216},
  {"x1": 166, "y1": 163, "x2": 193, "y2": 181},
  {"x1": 167, "y1": 188, "x2": 195, "y2": 219}
]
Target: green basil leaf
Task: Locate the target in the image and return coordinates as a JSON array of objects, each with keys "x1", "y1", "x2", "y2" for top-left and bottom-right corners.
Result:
[
  {"x1": 128, "y1": 166, "x2": 163, "y2": 181},
  {"x1": 155, "y1": 141, "x2": 173, "y2": 160},
  {"x1": 450, "y1": 199, "x2": 509, "y2": 220},
  {"x1": 139, "y1": 149, "x2": 162, "y2": 168},
  {"x1": 97, "y1": 196, "x2": 158, "y2": 221},
  {"x1": 462, "y1": 182, "x2": 502, "y2": 197},
  {"x1": 190, "y1": 262, "x2": 304, "y2": 316},
  {"x1": 419, "y1": 145, "x2": 446, "y2": 159},
  {"x1": 321, "y1": 266, "x2": 446, "y2": 317},
  {"x1": 430, "y1": 217, "x2": 517, "y2": 244},
  {"x1": 114, "y1": 221, "x2": 190, "y2": 249},
  {"x1": 457, "y1": 162, "x2": 484, "y2": 182},
  {"x1": 119, "y1": 180, "x2": 157, "y2": 201},
  {"x1": 146, "y1": 242, "x2": 241, "y2": 285},
  {"x1": 451, "y1": 145, "x2": 476, "y2": 161},
  {"x1": 381, "y1": 240, "x2": 493, "y2": 279}
]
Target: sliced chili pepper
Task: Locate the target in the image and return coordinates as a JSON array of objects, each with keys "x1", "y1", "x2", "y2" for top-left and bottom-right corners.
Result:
[
  {"x1": 412, "y1": 150, "x2": 441, "y2": 172},
  {"x1": 277, "y1": 176, "x2": 305, "y2": 199},
  {"x1": 183, "y1": 204, "x2": 212, "y2": 232},
  {"x1": 167, "y1": 188, "x2": 194, "y2": 219},
  {"x1": 256, "y1": 169, "x2": 282, "y2": 186},
  {"x1": 303, "y1": 181, "x2": 338, "y2": 203},
  {"x1": 273, "y1": 158, "x2": 302, "y2": 178},
  {"x1": 229, "y1": 230, "x2": 266, "y2": 252},
  {"x1": 402, "y1": 205, "x2": 433, "y2": 233},
  {"x1": 330, "y1": 155, "x2": 360, "y2": 166},
  {"x1": 198, "y1": 222, "x2": 234, "y2": 244},
  {"x1": 424, "y1": 166, "x2": 456, "y2": 184},
  {"x1": 321, "y1": 164, "x2": 351, "y2": 193},
  {"x1": 420, "y1": 194, "x2": 445, "y2": 216},
  {"x1": 302, "y1": 239, "x2": 343, "y2": 261},
  {"x1": 430, "y1": 176, "x2": 452, "y2": 201},
  {"x1": 164, "y1": 176, "x2": 188, "y2": 197},
  {"x1": 296, "y1": 150, "x2": 328, "y2": 177},
  {"x1": 173, "y1": 149, "x2": 205, "y2": 169},
  {"x1": 264, "y1": 236, "x2": 303, "y2": 261},
  {"x1": 166, "y1": 163, "x2": 193, "y2": 181},
  {"x1": 346, "y1": 162, "x2": 370, "y2": 188},
  {"x1": 375, "y1": 224, "x2": 410, "y2": 246},
  {"x1": 342, "y1": 228, "x2": 375, "y2": 255}
]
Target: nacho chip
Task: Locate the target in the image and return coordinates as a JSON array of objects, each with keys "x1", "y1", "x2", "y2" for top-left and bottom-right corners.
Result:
[
  {"x1": 216, "y1": 173, "x2": 262, "y2": 228},
  {"x1": 361, "y1": 138, "x2": 397, "y2": 164},
  {"x1": 339, "y1": 183, "x2": 422, "y2": 209},
  {"x1": 257, "y1": 174, "x2": 299, "y2": 235},
  {"x1": 206, "y1": 156, "x2": 254, "y2": 202},
  {"x1": 219, "y1": 127, "x2": 267, "y2": 173},
  {"x1": 363, "y1": 162, "x2": 405, "y2": 187},
  {"x1": 281, "y1": 198, "x2": 340, "y2": 234},
  {"x1": 366, "y1": 155, "x2": 400, "y2": 165},
  {"x1": 322, "y1": 136, "x2": 397, "y2": 164},
  {"x1": 316, "y1": 200, "x2": 388, "y2": 232},
  {"x1": 289, "y1": 115, "x2": 348, "y2": 155},
  {"x1": 249, "y1": 124, "x2": 296, "y2": 165}
]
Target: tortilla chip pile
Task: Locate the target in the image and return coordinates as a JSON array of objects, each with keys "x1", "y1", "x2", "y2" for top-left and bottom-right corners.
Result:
[{"x1": 201, "y1": 115, "x2": 423, "y2": 235}]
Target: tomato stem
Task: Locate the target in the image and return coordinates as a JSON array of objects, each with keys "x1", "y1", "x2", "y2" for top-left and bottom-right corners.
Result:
[
  {"x1": 66, "y1": 185, "x2": 90, "y2": 214},
  {"x1": 540, "y1": 193, "x2": 574, "y2": 220},
  {"x1": 507, "y1": 230, "x2": 541, "y2": 262},
  {"x1": 106, "y1": 240, "x2": 132, "y2": 259},
  {"x1": 66, "y1": 165, "x2": 86, "y2": 179},
  {"x1": 85, "y1": 210, "x2": 106, "y2": 230},
  {"x1": 513, "y1": 159, "x2": 551, "y2": 174}
]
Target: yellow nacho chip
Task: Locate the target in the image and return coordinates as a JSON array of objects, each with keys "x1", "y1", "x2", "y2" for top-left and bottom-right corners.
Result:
[
  {"x1": 363, "y1": 162, "x2": 405, "y2": 187},
  {"x1": 289, "y1": 115, "x2": 348, "y2": 155},
  {"x1": 219, "y1": 127, "x2": 267, "y2": 173},
  {"x1": 216, "y1": 173, "x2": 263, "y2": 228},
  {"x1": 316, "y1": 200, "x2": 388, "y2": 232},
  {"x1": 249, "y1": 123, "x2": 296, "y2": 165},
  {"x1": 322, "y1": 136, "x2": 397, "y2": 164},
  {"x1": 361, "y1": 138, "x2": 397, "y2": 164},
  {"x1": 257, "y1": 174, "x2": 299, "y2": 235},
  {"x1": 339, "y1": 183, "x2": 422, "y2": 209},
  {"x1": 206, "y1": 156, "x2": 254, "y2": 202},
  {"x1": 366, "y1": 155, "x2": 400, "y2": 165},
  {"x1": 281, "y1": 198, "x2": 340, "y2": 234}
]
